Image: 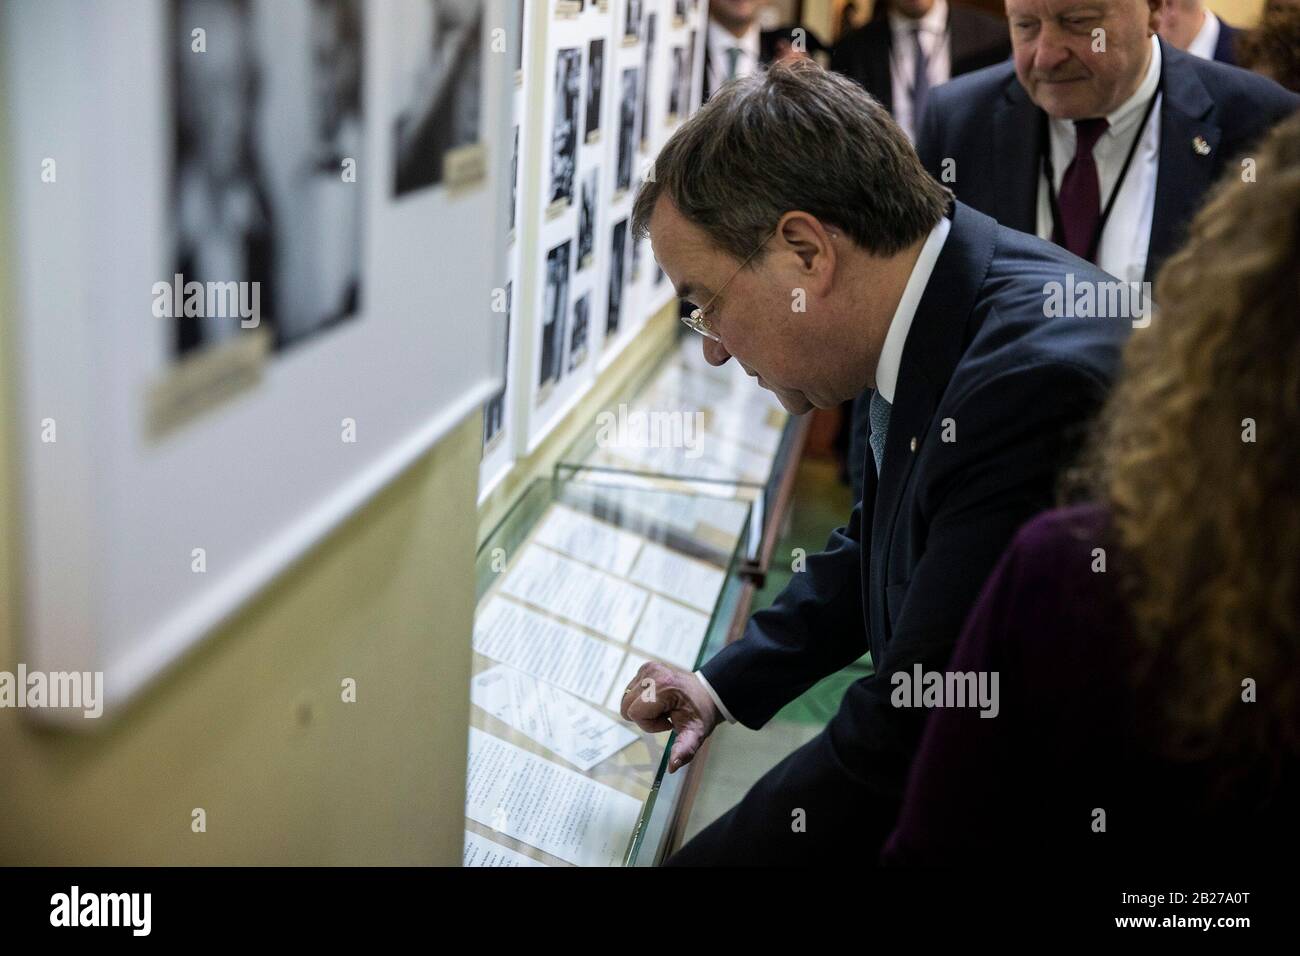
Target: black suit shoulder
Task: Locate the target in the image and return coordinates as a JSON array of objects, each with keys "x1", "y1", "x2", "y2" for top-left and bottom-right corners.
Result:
[
  {"x1": 961, "y1": 223, "x2": 1131, "y2": 390},
  {"x1": 948, "y1": 5, "x2": 1011, "y2": 73},
  {"x1": 1214, "y1": 21, "x2": 1240, "y2": 65},
  {"x1": 1175, "y1": 48, "x2": 1299, "y2": 138},
  {"x1": 829, "y1": 18, "x2": 890, "y2": 101},
  {"x1": 928, "y1": 55, "x2": 1018, "y2": 107},
  {"x1": 915, "y1": 59, "x2": 1018, "y2": 174}
]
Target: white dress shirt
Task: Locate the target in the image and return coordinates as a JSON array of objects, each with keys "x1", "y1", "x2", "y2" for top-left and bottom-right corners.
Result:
[
  {"x1": 706, "y1": 19, "x2": 762, "y2": 95},
  {"x1": 889, "y1": 0, "x2": 952, "y2": 142},
  {"x1": 1036, "y1": 34, "x2": 1162, "y2": 285},
  {"x1": 874, "y1": 214, "x2": 951, "y2": 402},
  {"x1": 695, "y1": 215, "x2": 953, "y2": 724},
  {"x1": 1186, "y1": 10, "x2": 1222, "y2": 61}
]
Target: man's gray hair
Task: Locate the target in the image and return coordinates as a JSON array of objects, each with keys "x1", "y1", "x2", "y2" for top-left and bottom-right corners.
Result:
[{"x1": 631, "y1": 57, "x2": 951, "y2": 262}]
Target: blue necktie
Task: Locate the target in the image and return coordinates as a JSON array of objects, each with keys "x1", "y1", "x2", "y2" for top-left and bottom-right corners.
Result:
[
  {"x1": 911, "y1": 27, "x2": 930, "y2": 130},
  {"x1": 725, "y1": 47, "x2": 742, "y2": 81},
  {"x1": 869, "y1": 390, "x2": 892, "y2": 475}
]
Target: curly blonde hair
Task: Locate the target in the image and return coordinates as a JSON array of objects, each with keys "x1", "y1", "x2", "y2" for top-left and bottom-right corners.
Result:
[{"x1": 1067, "y1": 114, "x2": 1300, "y2": 772}]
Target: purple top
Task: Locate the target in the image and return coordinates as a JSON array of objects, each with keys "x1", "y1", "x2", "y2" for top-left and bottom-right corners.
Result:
[{"x1": 883, "y1": 504, "x2": 1299, "y2": 865}]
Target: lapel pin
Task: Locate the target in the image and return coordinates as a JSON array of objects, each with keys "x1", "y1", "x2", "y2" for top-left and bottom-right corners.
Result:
[{"x1": 1193, "y1": 135, "x2": 1211, "y2": 156}]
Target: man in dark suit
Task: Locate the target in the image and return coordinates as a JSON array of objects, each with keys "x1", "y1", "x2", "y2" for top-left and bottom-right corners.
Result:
[
  {"x1": 626, "y1": 59, "x2": 1134, "y2": 864},
  {"x1": 832, "y1": 0, "x2": 1010, "y2": 494},
  {"x1": 831, "y1": 0, "x2": 1011, "y2": 141},
  {"x1": 916, "y1": 0, "x2": 1297, "y2": 287},
  {"x1": 867, "y1": 0, "x2": 1297, "y2": 505},
  {"x1": 1158, "y1": 0, "x2": 1239, "y2": 64}
]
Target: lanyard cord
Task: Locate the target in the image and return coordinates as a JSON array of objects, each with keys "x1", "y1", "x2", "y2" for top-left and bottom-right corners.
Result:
[{"x1": 1042, "y1": 79, "x2": 1162, "y2": 264}]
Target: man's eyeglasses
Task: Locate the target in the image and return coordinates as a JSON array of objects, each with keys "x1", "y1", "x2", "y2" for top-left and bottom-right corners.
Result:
[{"x1": 681, "y1": 227, "x2": 778, "y2": 342}]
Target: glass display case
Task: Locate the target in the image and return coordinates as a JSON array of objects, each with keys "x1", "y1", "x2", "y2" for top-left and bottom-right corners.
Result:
[
  {"x1": 465, "y1": 476, "x2": 750, "y2": 866},
  {"x1": 557, "y1": 334, "x2": 809, "y2": 576}
]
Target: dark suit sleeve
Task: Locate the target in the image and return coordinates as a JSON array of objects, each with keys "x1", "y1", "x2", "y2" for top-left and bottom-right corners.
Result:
[
  {"x1": 826, "y1": 360, "x2": 1111, "y2": 841},
  {"x1": 881, "y1": 520, "x2": 1027, "y2": 864},
  {"x1": 914, "y1": 90, "x2": 945, "y2": 180},
  {"x1": 699, "y1": 496, "x2": 869, "y2": 729},
  {"x1": 828, "y1": 30, "x2": 857, "y2": 77}
]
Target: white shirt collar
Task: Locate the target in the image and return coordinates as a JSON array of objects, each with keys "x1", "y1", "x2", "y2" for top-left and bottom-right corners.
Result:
[
  {"x1": 889, "y1": 0, "x2": 948, "y2": 37},
  {"x1": 1186, "y1": 10, "x2": 1221, "y2": 61},
  {"x1": 708, "y1": 18, "x2": 761, "y2": 64},
  {"x1": 874, "y1": 215, "x2": 951, "y2": 403}
]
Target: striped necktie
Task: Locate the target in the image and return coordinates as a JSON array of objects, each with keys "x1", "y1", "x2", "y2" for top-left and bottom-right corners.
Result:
[{"x1": 869, "y1": 390, "x2": 892, "y2": 475}]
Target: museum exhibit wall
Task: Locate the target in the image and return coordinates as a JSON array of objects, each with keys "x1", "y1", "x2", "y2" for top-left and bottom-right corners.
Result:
[
  {"x1": 0, "y1": 164, "x2": 481, "y2": 868},
  {"x1": 0, "y1": 71, "x2": 482, "y2": 861},
  {"x1": 0, "y1": 1, "x2": 501, "y2": 865}
]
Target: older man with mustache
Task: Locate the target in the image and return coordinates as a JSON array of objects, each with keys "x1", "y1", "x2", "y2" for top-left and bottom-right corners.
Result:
[{"x1": 916, "y1": 0, "x2": 1296, "y2": 286}]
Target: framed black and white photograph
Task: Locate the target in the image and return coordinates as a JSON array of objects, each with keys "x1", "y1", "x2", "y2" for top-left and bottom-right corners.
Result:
[
  {"x1": 6, "y1": 0, "x2": 511, "y2": 715},
  {"x1": 639, "y1": 12, "x2": 656, "y2": 149},
  {"x1": 568, "y1": 292, "x2": 590, "y2": 374},
  {"x1": 169, "y1": 0, "x2": 364, "y2": 357},
  {"x1": 538, "y1": 239, "x2": 572, "y2": 394},
  {"x1": 667, "y1": 45, "x2": 685, "y2": 122},
  {"x1": 548, "y1": 46, "x2": 581, "y2": 210},
  {"x1": 392, "y1": 0, "x2": 484, "y2": 196},
  {"x1": 623, "y1": 0, "x2": 642, "y2": 43},
  {"x1": 577, "y1": 167, "x2": 597, "y2": 270},
  {"x1": 509, "y1": 123, "x2": 519, "y2": 236},
  {"x1": 513, "y1": 0, "x2": 525, "y2": 78},
  {"x1": 616, "y1": 66, "x2": 637, "y2": 193},
  {"x1": 585, "y1": 38, "x2": 604, "y2": 144},
  {"x1": 482, "y1": 280, "x2": 511, "y2": 452},
  {"x1": 686, "y1": 28, "x2": 698, "y2": 114},
  {"x1": 606, "y1": 218, "x2": 628, "y2": 337}
]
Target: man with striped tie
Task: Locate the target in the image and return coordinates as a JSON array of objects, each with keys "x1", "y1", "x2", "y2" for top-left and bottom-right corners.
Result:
[{"x1": 831, "y1": 0, "x2": 1011, "y2": 143}]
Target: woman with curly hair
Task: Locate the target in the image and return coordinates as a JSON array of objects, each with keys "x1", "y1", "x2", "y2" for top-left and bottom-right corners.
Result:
[{"x1": 883, "y1": 112, "x2": 1300, "y2": 864}]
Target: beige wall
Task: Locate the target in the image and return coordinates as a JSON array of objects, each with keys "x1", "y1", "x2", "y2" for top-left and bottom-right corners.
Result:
[
  {"x1": 1208, "y1": 0, "x2": 1264, "y2": 26},
  {"x1": 0, "y1": 110, "x2": 680, "y2": 869},
  {"x1": 0, "y1": 73, "x2": 479, "y2": 865}
]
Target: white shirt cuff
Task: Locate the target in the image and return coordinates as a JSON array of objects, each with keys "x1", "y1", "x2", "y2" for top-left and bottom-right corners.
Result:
[{"x1": 694, "y1": 670, "x2": 737, "y2": 724}]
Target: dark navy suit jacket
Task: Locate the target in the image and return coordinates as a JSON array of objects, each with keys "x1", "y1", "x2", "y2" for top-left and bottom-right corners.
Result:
[
  {"x1": 1214, "y1": 21, "x2": 1239, "y2": 66},
  {"x1": 915, "y1": 38, "x2": 1298, "y2": 284},
  {"x1": 681, "y1": 202, "x2": 1130, "y2": 863}
]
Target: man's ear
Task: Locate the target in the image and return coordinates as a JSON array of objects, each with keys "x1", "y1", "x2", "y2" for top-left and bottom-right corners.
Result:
[{"x1": 778, "y1": 212, "x2": 831, "y2": 268}]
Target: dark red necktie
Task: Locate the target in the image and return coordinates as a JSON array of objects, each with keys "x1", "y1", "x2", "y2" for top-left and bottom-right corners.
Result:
[{"x1": 1053, "y1": 117, "x2": 1109, "y2": 261}]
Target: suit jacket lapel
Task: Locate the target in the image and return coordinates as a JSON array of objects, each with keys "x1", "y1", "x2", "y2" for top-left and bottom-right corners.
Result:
[
  {"x1": 993, "y1": 77, "x2": 1042, "y2": 236},
  {"x1": 1147, "y1": 40, "x2": 1219, "y2": 281},
  {"x1": 868, "y1": 204, "x2": 998, "y2": 645}
]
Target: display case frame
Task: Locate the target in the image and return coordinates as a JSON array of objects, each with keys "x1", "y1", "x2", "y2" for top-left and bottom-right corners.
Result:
[{"x1": 467, "y1": 475, "x2": 750, "y2": 866}]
